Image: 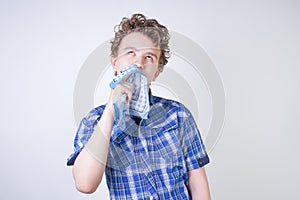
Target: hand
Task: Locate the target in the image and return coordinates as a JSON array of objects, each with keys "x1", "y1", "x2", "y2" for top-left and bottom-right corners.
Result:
[{"x1": 107, "y1": 81, "x2": 133, "y2": 109}]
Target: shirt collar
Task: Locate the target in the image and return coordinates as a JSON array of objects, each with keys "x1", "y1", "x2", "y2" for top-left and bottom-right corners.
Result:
[{"x1": 149, "y1": 88, "x2": 154, "y2": 106}]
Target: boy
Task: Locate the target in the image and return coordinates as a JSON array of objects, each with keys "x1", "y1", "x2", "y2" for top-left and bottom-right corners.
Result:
[{"x1": 67, "y1": 13, "x2": 211, "y2": 200}]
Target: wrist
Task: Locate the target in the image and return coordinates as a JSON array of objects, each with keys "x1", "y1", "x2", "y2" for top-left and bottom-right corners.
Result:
[{"x1": 104, "y1": 103, "x2": 115, "y2": 119}]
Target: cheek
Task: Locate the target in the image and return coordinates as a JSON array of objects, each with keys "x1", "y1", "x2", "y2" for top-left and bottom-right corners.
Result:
[
  {"x1": 115, "y1": 59, "x2": 131, "y2": 70},
  {"x1": 145, "y1": 72, "x2": 156, "y2": 82}
]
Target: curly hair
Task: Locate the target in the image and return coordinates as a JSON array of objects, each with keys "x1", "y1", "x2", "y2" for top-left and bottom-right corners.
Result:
[{"x1": 111, "y1": 13, "x2": 170, "y2": 72}]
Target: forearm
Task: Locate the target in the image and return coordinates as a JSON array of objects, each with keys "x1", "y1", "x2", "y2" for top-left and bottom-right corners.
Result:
[
  {"x1": 188, "y1": 167, "x2": 211, "y2": 200},
  {"x1": 190, "y1": 180, "x2": 211, "y2": 200},
  {"x1": 72, "y1": 105, "x2": 114, "y2": 193}
]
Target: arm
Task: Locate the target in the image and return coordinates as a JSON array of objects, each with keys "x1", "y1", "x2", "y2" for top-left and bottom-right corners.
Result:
[
  {"x1": 72, "y1": 82, "x2": 133, "y2": 194},
  {"x1": 72, "y1": 104, "x2": 114, "y2": 194},
  {"x1": 188, "y1": 167, "x2": 211, "y2": 200}
]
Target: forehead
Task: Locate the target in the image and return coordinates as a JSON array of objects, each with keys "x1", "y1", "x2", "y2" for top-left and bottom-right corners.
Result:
[{"x1": 118, "y1": 32, "x2": 161, "y2": 54}]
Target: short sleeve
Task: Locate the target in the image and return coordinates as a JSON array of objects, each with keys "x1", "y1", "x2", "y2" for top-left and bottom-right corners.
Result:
[
  {"x1": 179, "y1": 106, "x2": 210, "y2": 171},
  {"x1": 66, "y1": 105, "x2": 105, "y2": 166}
]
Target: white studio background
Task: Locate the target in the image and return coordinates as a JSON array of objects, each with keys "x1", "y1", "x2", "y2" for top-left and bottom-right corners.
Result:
[{"x1": 0, "y1": 0, "x2": 299, "y2": 199}]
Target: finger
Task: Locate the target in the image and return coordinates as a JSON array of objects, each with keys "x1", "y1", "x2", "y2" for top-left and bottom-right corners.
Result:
[
  {"x1": 117, "y1": 84, "x2": 133, "y2": 103},
  {"x1": 125, "y1": 89, "x2": 132, "y2": 103},
  {"x1": 120, "y1": 82, "x2": 133, "y2": 90},
  {"x1": 121, "y1": 86, "x2": 132, "y2": 103}
]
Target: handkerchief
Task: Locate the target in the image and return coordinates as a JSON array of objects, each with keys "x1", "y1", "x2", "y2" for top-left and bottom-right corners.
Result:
[{"x1": 109, "y1": 64, "x2": 150, "y2": 130}]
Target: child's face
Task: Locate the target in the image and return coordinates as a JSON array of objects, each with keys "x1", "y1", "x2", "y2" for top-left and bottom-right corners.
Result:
[{"x1": 111, "y1": 32, "x2": 162, "y2": 85}]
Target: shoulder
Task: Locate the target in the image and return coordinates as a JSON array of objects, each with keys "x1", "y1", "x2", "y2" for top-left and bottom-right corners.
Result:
[
  {"x1": 152, "y1": 95, "x2": 193, "y2": 122},
  {"x1": 81, "y1": 104, "x2": 106, "y2": 126}
]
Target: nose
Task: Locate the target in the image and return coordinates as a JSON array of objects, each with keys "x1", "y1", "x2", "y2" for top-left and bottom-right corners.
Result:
[
  {"x1": 134, "y1": 54, "x2": 144, "y2": 69},
  {"x1": 135, "y1": 63, "x2": 144, "y2": 69}
]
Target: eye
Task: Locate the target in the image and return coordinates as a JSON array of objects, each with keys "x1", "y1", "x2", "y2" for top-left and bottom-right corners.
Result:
[
  {"x1": 146, "y1": 55, "x2": 154, "y2": 61},
  {"x1": 127, "y1": 50, "x2": 135, "y2": 55}
]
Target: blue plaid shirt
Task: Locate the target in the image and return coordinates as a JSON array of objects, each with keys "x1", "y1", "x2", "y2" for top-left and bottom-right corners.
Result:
[{"x1": 67, "y1": 92, "x2": 209, "y2": 199}]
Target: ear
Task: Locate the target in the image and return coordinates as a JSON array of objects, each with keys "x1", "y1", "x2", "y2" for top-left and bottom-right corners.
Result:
[{"x1": 110, "y1": 56, "x2": 118, "y2": 72}]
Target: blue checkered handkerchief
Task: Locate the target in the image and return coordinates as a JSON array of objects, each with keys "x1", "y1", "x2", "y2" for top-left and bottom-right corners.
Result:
[{"x1": 109, "y1": 64, "x2": 150, "y2": 130}]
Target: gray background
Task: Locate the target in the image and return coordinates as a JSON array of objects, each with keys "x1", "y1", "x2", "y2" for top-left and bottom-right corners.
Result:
[{"x1": 1, "y1": 0, "x2": 299, "y2": 199}]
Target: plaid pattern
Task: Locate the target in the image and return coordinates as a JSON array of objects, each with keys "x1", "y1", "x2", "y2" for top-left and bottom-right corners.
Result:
[{"x1": 67, "y1": 92, "x2": 209, "y2": 199}]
